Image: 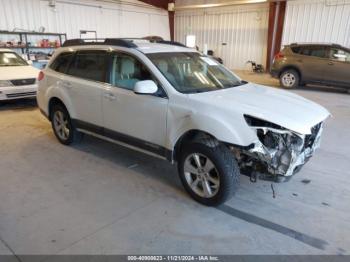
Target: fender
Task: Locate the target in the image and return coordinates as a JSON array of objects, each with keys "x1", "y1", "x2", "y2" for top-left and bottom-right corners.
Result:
[
  {"x1": 45, "y1": 81, "x2": 77, "y2": 119},
  {"x1": 166, "y1": 103, "x2": 258, "y2": 151},
  {"x1": 279, "y1": 64, "x2": 302, "y2": 79}
]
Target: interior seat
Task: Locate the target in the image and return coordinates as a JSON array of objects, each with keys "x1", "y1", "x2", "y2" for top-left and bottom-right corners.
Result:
[
  {"x1": 115, "y1": 58, "x2": 139, "y2": 90},
  {"x1": 157, "y1": 60, "x2": 178, "y2": 88}
]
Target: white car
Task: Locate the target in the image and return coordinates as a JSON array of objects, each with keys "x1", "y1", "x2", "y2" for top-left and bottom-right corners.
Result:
[
  {"x1": 0, "y1": 49, "x2": 39, "y2": 101},
  {"x1": 37, "y1": 39, "x2": 330, "y2": 206}
]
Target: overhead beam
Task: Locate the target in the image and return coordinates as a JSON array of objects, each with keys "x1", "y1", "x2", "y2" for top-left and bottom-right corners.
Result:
[{"x1": 137, "y1": 0, "x2": 170, "y2": 10}]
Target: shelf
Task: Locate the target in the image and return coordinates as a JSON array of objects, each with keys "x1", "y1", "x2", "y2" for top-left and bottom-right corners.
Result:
[
  {"x1": 27, "y1": 46, "x2": 58, "y2": 49},
  {"x1": 0, "y1": 46, "x2": 26, "y2": 49},
  {"x1": 0, "y1": 31, "x2": 66, "y2": 61},
  {"x1": 0, "y1": 46, "x2": 58, "y2": 50},
  {"x1": 0, "y1": 30, "x2": 66, "y2": 36}
]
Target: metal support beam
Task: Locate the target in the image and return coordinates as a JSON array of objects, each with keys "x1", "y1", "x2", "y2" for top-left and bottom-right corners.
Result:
[
  {"x1": 138, "y1": 0, "x2": 175, "y2": 40},
  {"x1": 266, "y1": 0, "x2": 286, "y2": 71},
  {"x1": 168, "y1": 10, "x2": 175, "y2": 41}
]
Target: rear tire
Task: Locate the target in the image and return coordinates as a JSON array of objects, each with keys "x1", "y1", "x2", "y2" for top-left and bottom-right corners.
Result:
[
  {"x1": 178, "y1": 140, "x2": 240, "y2": 206},
  {"x1": 51, "y1": 103, "x2": 82, "y2": 145},
  {"x1": 280, "y1": 69, "x2": 300, "y2": 89}
]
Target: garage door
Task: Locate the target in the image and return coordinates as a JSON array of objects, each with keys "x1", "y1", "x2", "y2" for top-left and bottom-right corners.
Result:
[{"x1": 175, "y1": 3, "x2": 269, "y2": 70}]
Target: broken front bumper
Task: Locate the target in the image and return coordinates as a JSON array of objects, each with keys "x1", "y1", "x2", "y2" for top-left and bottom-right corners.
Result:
[{"x1": 246, "y1": 122, "x2": 324, "y2": 178}]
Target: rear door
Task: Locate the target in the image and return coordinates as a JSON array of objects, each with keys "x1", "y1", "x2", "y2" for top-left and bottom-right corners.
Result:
[
  {"x1": 64, "y1": 50, "x2": 109, "y2": 127},
  {"x1": 326, "y1": 47, "x2": 350, "y2": 87},
  {"x1": 296, "y1": 45, "x2": 329, "y2": 83}
]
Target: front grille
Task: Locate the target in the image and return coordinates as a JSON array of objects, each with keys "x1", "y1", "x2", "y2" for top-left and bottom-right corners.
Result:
[
  {"x1": 10, "y1": 78, "x2": 36, "y2": 86},
  {"x1": 304, "y1": 122, "x2": 322, "y2": 149},
  {"x1": 6, "y1": 91, "x2": 36, "y2": 98}
]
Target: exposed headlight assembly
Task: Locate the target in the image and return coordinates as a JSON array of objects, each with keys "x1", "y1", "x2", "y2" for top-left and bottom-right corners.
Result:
[
  {"x1": 244, "y1": 115, "x2": 286, "y2": 131},
  {"x1": 243, "y1": 115, "x2": 306, "y2": 177},
  {"x1": 0, "y1": 80, "x2": 13, "y2": 87}
]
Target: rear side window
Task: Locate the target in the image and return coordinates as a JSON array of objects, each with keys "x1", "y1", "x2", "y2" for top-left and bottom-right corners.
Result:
[
  {"x1": 310, "y1": 47, "x2": 327, "y2": 58},
  {"x1": 50, "y1": 52, "x2": 74, "y2": 73},
  {"x1": 290, "y1": 46, "x2": 301, "y2": 54},
  {"x1": 299, "y1": 46, "x2": 328, "y2": 58},
  {"x1": 67, "y1": 50, "x2": 108, "y2": 82}
]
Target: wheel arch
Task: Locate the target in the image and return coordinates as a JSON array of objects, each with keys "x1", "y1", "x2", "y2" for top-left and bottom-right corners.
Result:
[
  {"x1": 172, "y1": 129, "x2": 219, "y2": 162},
  {"x1": 48, "y1": 97, "x2": 67, "y2": 121},
  {"x1": 279, "y1": 65, "x2": 302, "y2": 80}
]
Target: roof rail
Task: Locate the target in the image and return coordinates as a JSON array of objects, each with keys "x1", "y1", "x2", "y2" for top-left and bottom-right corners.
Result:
[
  {"x1": 62, "y1": 38, "x2": 187, "y2": 48},
  {"x1": 156, "y1": 40, "x2": 187, "y2": 47},
  {"x1": 62, "y1": 38, "x2": 137, "y2": 48}
]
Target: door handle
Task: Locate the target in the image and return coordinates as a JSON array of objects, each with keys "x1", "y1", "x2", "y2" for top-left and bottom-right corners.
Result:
[
  {"x1": 104, "y1": 93, "x2": 116, "y2": 101},
  {"x1": 62, "y1": 81, "x2": 72, "y2": 89}
]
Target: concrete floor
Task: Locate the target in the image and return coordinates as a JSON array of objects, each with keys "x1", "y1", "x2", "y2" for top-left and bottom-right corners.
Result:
[{"x1": 0, "y1": 73, "x2": 349, "y2": 259}]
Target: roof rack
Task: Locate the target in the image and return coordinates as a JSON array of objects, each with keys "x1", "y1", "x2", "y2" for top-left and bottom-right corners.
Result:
[
  {"x1": 62, "y1": 38, "x2": 138, "y2": 48},
  {"x1": 290, "y1": 42, "x2": 343, "y2": 48},
  {"x1": 62, "y1": 38, "x2": 187, "y2": 48},
  {"x1": 155, "y1": 40, "x2": 186, "y2": 47}
]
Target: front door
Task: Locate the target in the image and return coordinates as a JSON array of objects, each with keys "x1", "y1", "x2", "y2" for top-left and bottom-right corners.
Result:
[
  {"x1": 326, "y1": 47, "x2": 350, "y2": 87},
  {"x1": 102, "y1": 52, "x2": 168, "y2": 156}
]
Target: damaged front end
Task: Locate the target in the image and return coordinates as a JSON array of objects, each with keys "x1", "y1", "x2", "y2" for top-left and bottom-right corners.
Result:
[{"x1": 232, "y1": 115, "x2": 324, "y2": 182}]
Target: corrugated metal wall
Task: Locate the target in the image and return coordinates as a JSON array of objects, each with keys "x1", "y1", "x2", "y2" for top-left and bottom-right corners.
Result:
[
  {"x1": 0, "y1": 0, "x2": 170, "y2": 39},
  {"x1": 282, "y1": 0, "x2": 350, "y2": 47},
  {"x1": 175, "y1": 3, "x2": 269, "y2": 70}
]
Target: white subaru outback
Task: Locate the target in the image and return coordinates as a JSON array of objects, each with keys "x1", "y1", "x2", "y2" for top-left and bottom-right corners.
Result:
[{"x1": 37, "y1": 39, "x2": 330, "y2": 206}]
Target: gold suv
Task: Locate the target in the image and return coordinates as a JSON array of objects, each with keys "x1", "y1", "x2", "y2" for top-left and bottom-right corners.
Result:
[{"x1": 271, "y1": 43, "x2": 350, "y2": 91}]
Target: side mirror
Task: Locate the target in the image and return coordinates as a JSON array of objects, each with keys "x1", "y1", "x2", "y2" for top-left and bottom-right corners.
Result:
[{"x1": 134, "y1": 80, "x2": 158, "y2": 95}]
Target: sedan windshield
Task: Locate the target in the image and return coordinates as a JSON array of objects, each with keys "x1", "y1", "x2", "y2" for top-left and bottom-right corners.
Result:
[
  {"x1": 147, "y1": 52, "x2": 245, "y2": 94},
  {"x1": 0, "y1": 52, "x2": 28, "y2": 66}
]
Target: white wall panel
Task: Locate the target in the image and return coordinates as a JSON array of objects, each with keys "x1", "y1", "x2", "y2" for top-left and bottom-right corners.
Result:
[
  {"x1": 175, "y1": 3, "x2": 269, "y2": 70},
  {"x1": 282, "y1": 0, "x2": 350, "y2": 48},
  {"x1": 0, "y1": 0, "x2": 170, "y2": 40}
]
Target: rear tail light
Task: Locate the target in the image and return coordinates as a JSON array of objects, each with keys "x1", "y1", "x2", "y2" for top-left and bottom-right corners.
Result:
[
  {"x1": 38, "y1": 71, "x2": 45, "y2": 81},
  {"x1": 274, "y1": 52, "x2": 285, "y2": 60}
]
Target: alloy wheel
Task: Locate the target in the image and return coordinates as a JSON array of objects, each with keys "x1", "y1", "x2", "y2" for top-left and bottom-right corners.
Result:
[
  {"x1": 282, "y1": 73, "x2": 296, "y2": 87},
  {"x1": 183, "y1": 153, "x2": 220, "y2": 198},
  {"x1": 53, "y1": 110, "x2": 70, "y2": 141}
]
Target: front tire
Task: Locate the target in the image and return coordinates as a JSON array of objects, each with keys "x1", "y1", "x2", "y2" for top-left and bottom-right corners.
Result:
[
  {"x1": 51, "y1": 104, "x2": 82, "y2": 145},
  {"x1": 280, "y1": 69, "x2": 300, "y2": 89},
  {"x1": 178, "y1": 140, "x2": 240, "y2": 206}
]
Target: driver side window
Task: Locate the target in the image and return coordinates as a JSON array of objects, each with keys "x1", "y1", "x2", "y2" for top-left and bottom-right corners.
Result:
[
  {"x1": 110, "y1": 53, "x2": 153, "y2": 90},
  {"x1": 330, "y1": 48, "x2": 350, "y2": 63}
]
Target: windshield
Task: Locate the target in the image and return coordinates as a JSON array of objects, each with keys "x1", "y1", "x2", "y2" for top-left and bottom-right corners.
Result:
[
  {"x1": 147, "y1": 52, "x2": 245, "y2": 94},
  {"x1": 0, "y1": 52, "x2": 28, "y2": 66}
]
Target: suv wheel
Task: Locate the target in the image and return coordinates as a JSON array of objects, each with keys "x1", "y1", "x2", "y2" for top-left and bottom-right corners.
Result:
[
  {"x1": 178, "y1": 140, "x2": 240, "y2": 206},
  {"x1": 280, "y1": 69, "x2": 300, "y2": 89},
  {"x1": 51, "y1": 104, "x2": 82, "y2": 145}
]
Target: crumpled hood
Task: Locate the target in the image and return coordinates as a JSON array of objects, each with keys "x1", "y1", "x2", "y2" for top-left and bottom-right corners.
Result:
[
  {"x1": 189, "y1": 83, "x2": 330, "y2": 135},
  {"x1": 0, "y1": 65, "x2": 39, "y2": 80}
]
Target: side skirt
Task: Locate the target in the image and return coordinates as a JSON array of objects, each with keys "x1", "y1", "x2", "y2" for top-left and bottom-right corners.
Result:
[{"x1": 72, "y1": 119, "x2": 173, "y2": 162}]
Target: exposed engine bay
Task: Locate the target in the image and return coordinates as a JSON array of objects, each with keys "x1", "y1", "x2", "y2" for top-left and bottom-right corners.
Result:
[{"x1": 232, "y1": 116, "x2": 324, "y2": 181}]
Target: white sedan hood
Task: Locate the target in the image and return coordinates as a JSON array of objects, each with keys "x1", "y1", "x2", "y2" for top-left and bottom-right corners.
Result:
[
  {"x1": 191, "y1": 83, "x2": 330, "y2": 135},
  {"x1": 0, "y1": 65, "x2": 39, "y2": 80}
]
